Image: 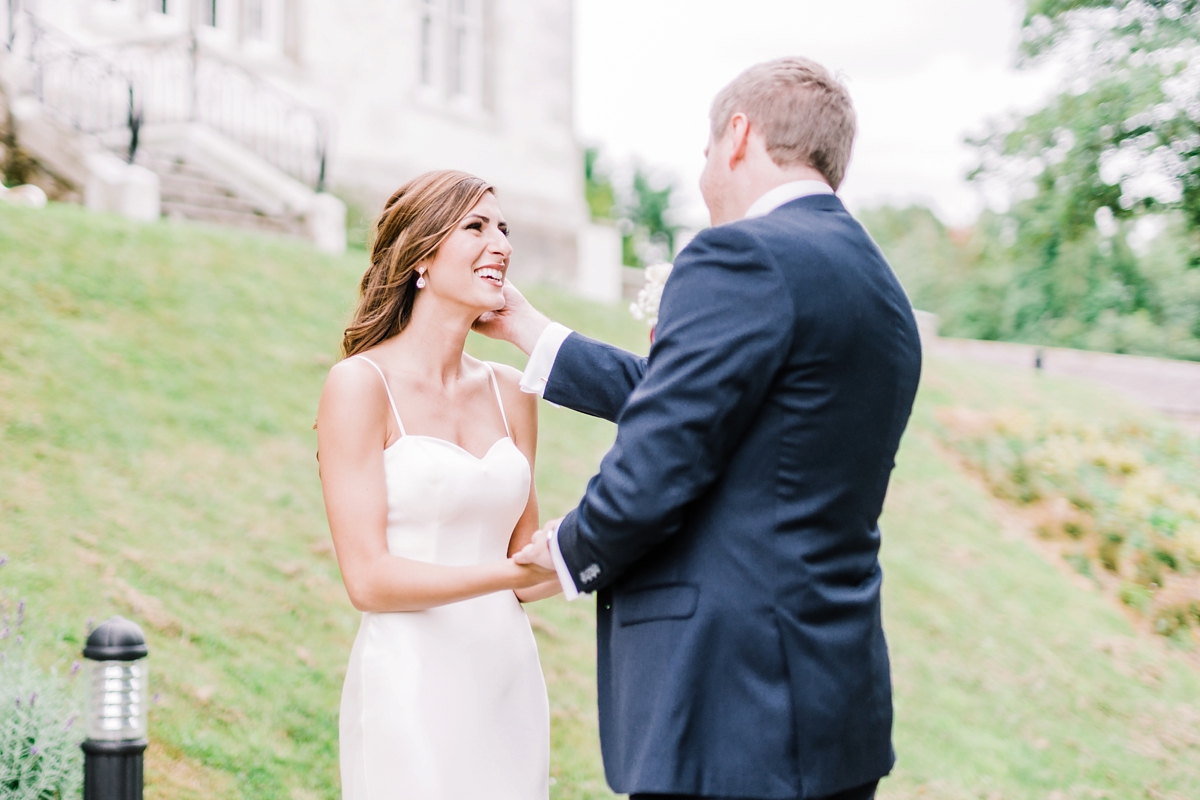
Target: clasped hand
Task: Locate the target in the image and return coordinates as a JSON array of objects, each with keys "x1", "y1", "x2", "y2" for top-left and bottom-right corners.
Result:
[{"x1": 513, "y1": 518, "x2": 560, "y2": 572}]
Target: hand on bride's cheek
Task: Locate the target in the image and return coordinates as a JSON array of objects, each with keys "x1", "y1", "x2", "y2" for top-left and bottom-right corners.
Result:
[{"x1": 421, "y1": 193, "x2": 512, "y2": 314}]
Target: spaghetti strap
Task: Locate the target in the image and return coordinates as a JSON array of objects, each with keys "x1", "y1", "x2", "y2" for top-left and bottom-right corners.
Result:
[
  {"x1": 483, "y1": 363, "x2": 512, "y2": 439},
  {"x1": 353, "y1": 355, "x2": 407, "y2": 436}
]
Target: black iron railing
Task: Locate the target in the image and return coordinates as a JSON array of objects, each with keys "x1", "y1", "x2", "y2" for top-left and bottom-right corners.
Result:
[
  {"x1": 102, "y1": 33, "x2": 329, "y2": 190},
  {"x1": 24, "y1": 16, "x2": 141, "y2": 162},
  {"x1": 6, "y1": 0, "x2": 17, "y2": 52},
  {"x1": 14, "y1": 13, "x2": 328, "y2": 190}
]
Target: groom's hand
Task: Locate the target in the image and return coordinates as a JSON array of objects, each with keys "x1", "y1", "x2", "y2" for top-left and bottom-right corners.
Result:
[
  {"x1": 472, "y1": 282, "x2": 551, "y2": 356},
  {"x1": 512, "y1": 520, "x2": 560, "y2": 572}
]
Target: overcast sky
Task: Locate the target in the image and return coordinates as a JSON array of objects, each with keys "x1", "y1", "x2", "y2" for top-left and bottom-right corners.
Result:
[{"x1": 574, "y1": 0, "x2": 1063, "y2": 228}]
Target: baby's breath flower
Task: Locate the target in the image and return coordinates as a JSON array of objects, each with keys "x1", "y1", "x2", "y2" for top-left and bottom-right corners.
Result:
[{"x1": 629, "y1": 262, "x2": 673, "y2": 328}]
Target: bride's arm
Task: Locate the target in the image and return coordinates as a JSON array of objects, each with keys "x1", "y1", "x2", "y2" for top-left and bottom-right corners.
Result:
[
  {"x1": 317, "y1": 360, "x2": 553, "y2": 612},
  {"x1": 494, "y1": 364, "x2": 562, "y2": 603}
]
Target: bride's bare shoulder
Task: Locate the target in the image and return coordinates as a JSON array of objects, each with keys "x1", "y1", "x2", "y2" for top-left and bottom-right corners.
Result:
[
  {"x1": 326, "y1": 353, "x2": 380, "y2": 386},
  {"x1": 320, "y1": 355, "x2": 391, "y2": 415},
  {"x1": 485, "y1": 361, "x2": 523, "y2": 388},
  {"x1": 477, "y1": 361, "x2": 525, "y2": 398}
]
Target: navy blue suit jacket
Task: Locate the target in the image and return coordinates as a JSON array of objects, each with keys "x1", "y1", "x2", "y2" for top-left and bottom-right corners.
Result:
[{"x1": 548, "y1": 194, "x2": 922, "y2": 799}]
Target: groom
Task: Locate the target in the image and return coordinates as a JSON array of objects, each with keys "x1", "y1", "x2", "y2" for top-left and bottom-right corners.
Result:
[{"x1": 482, "y1": 57, "x2": 921, "y2": 800}]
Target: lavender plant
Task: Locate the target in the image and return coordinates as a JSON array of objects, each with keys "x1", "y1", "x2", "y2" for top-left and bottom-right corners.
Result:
[{"x1": 0, "y1": 558, "x2": 85, "y2": 800}]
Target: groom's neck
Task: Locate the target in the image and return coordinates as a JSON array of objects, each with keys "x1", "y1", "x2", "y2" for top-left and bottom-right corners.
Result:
[{"x1": 713, "y1": 157, "x2": 829, "y2": 225}]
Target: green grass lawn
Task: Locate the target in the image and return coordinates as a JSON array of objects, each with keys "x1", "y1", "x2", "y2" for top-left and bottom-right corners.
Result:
[{"x1": 2, "y1": 203, "x2": 1199, "y2": 799}]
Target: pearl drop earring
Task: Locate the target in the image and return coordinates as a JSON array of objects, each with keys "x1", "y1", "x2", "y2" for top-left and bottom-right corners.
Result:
[{"x1": 416, "y1": 271, "x2": 427, "y2": 289}]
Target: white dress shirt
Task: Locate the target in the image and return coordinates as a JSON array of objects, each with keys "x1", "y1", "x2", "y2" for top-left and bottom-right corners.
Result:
[{"x1": 521, "y1": 180, "x2": 834, "y2": 599}]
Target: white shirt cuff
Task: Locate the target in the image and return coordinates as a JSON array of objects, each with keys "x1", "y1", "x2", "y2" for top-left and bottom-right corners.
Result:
[
  {"x1": 519, "y1": 322, "x2": 573, "y2": 397},
  {"x1": 548, "y1": 525, "x2": 581, "y2": 601}
]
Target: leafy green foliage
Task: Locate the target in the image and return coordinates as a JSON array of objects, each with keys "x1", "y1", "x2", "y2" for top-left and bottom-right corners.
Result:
[
  {"x1": 583, "y1": 147, "x2": 681, "y2": 267},
  {"x1": 583, "y1": 147, "x2": 616, "y2": 222},
  {"x1": 938, "y1": 406, "x2": 1200, "y2": 640},
  {"x1": 624, "y1": 168, "x2": 677, "y2": 265},
  {"x1": 878, "y1": 0, "x2": 1200, "y2": 359},
  {"x1": 862, "y1": 199, "x2": 1200, "y2": 359},
  {"x1": 1021, "y1": 0, "x2": 1200, "y2": 60}
]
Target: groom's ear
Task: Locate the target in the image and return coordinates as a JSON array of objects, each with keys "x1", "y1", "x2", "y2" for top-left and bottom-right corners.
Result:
[{"x1": 727, "y1": 113, "x2": 752, "y2": 169}]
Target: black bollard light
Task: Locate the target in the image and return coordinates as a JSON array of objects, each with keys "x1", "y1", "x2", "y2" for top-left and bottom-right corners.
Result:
[{"x1": 81, "y1": 616, "x2": 149, "y2": 800}]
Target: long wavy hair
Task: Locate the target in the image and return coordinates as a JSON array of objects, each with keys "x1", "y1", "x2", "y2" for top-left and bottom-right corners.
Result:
[{"x1": 342, "y1": 170, "x2": 495, "y2": 358}]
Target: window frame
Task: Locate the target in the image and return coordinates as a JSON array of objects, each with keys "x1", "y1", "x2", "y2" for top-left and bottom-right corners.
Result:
[{"x1": 418, "y1": 0, "x2": 488, "y2": 114}]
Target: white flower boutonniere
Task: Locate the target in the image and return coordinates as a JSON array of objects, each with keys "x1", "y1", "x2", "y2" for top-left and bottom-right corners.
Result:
[{"x1": 629, "y1": 262, "x2": 673, "y2": 328}]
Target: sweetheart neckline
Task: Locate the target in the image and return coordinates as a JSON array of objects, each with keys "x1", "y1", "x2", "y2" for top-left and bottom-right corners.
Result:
[{"x1": 383, "y1": 434, "x2": 516, "y2": 462}]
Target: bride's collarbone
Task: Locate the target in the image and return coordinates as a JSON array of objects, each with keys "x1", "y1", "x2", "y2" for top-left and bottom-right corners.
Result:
[{"x1": 383, "y1": 371, "x2": 511, "y2": 454}]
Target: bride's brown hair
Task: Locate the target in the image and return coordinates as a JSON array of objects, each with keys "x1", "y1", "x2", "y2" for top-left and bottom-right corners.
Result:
[{"x1": 342, "y1": 170, "x2": 495, "y2": 358}]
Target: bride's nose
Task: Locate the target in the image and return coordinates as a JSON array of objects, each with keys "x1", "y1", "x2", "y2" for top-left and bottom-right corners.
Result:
[{"x1": 490, "y1": 230, "x2": 513, "y2": 259}]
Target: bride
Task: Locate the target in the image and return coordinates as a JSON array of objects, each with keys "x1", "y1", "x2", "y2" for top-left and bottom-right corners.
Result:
[{"x1": 316, "y1": 170, "x2": 560, "y2": 800}]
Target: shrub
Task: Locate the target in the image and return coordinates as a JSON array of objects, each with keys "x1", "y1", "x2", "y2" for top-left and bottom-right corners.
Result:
[
  {"x1": 937, "y1": 409, "x2": 1200, "y2": 639},
  {"x1": 0, "y1": 563, "x2": 85, "y2": 800}
]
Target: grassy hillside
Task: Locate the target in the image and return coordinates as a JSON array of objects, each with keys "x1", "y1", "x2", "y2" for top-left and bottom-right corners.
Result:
[{"x1": 2, "y1": 203, "x2": 1199, "y2": 799}]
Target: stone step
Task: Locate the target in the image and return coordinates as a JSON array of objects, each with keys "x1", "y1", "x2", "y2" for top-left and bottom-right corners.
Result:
[
  {"x1": 160, "y1": 185, "x2": 264, "y2": 215},
  {"x1": 131, "y1": 145, "x2": 306, "y2": 237},
  {"x1": 136, "y1": 154, "x2": 213, "y2": 182},
  {"x1": 156, "y1": 171, "x2": 239, "y2": 196},
  {"x1": 161, "y1": 201, "x2": 305, "y2": 236},
  {"x1": 126, "y1": 145, "x2": 310, "y2": 238}
]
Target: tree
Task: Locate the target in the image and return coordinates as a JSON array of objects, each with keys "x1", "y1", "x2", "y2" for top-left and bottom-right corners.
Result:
[
  {"x1": 625, "y1": 165, "x2": 678, "y2": 265},
  {"x1": 584, "y1": 146, "x2": 616, "y2": 221},
  {"x1": 583, "y1": 146, "x2": 682, "y2": 268},
  {"x1": 941, "y1": 0, "x2": 1200, "y2": 359},
  {"x1": 976, "y1": 0, "x2": 1200, "y2": 230}
]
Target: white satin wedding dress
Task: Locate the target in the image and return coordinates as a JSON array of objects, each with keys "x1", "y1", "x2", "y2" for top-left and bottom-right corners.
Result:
[{"x1": 339, "y1": 356, "x2": 550, "y2": 800}]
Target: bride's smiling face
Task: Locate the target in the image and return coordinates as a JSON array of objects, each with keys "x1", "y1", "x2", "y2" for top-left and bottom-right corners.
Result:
[{"x1": 420, "y1": 193, "x2": 512, "y2": 313}]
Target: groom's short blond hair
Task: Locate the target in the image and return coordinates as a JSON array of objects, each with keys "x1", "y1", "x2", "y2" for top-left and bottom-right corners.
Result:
[{"x1": 711, "y1": 57, "x2": 857, "y2": 190}]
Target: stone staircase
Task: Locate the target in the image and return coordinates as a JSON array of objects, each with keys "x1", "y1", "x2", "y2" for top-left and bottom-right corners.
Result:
[
  {"x1": 134, "y1": 147, "x2": 306, "y2": 237},
  {"x1": 2, "y1": 13, "x2": 345, "y2": 251}
]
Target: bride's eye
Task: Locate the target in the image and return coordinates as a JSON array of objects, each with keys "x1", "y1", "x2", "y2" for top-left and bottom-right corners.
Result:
[{"x1": 466, "y1": 221, "x2": 483, "y2": 232}]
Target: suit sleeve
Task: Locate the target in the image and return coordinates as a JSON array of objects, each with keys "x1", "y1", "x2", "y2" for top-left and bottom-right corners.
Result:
[
  {"x1": 543, "y1": 333, "x2": 647, "y2": 423},
  {"x1": 555, "y1": 226, "x2": 794, "y2": 592}
]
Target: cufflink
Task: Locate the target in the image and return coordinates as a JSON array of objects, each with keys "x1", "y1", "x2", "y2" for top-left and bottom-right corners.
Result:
[{"x1": 579, "y1": 564, "x2": 601, "y2": 584}]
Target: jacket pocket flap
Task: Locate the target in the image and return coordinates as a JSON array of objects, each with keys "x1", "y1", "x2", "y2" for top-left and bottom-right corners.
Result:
[{"x1": 617, "y1": 584, "x2": 699, "y2": 626}]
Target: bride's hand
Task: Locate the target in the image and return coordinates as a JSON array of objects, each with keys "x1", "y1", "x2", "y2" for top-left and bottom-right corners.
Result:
[
  {"x1": 509, "y1": 558, "x2": 556, "y2": 588},
  {"x1": 507, "y1": 524, "x2": 557, "y2": 588}
]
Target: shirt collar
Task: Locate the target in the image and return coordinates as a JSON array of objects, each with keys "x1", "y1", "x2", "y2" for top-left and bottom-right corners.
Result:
[{"x1": 743, "y1": 180, "x2": 834, "y2": 219}]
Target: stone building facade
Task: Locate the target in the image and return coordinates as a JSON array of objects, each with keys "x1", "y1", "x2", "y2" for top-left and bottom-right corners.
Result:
[{"x1": 1, "y1": 0, "x2": 618, "y2": 294}]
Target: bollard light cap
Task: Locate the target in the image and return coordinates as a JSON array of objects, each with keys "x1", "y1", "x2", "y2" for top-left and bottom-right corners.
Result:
[{"x1": 83, "y1": 616, "x2": 148, "y2": 662}]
